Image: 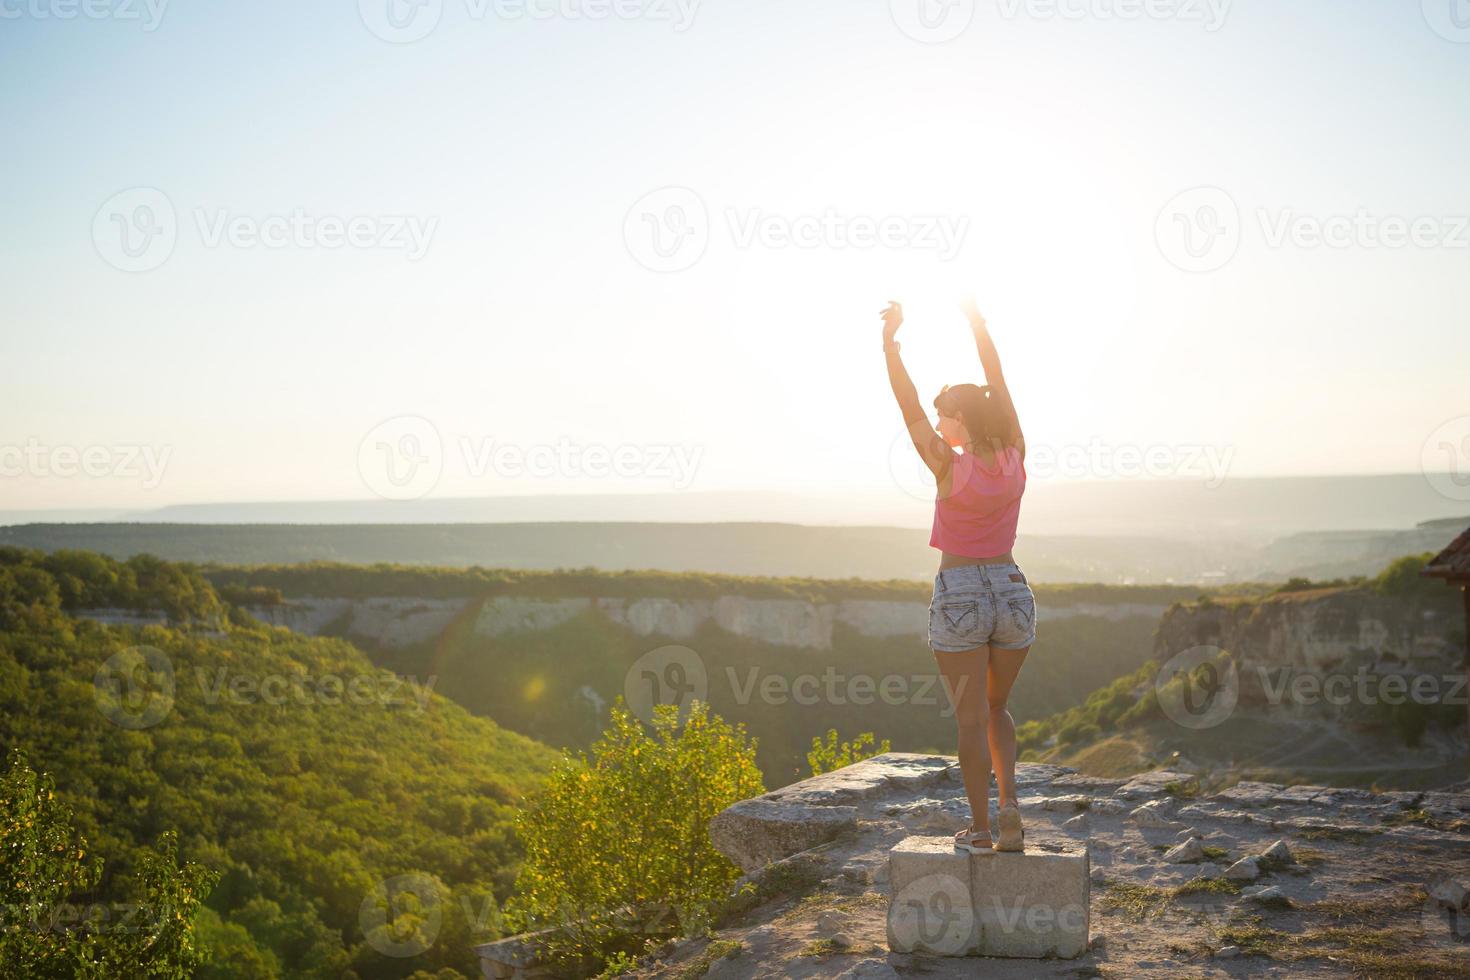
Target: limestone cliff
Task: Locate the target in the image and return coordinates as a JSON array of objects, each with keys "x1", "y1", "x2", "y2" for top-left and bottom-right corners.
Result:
[{"x1": 236, "y1": 594, "x2": 1168, "y2": 652}]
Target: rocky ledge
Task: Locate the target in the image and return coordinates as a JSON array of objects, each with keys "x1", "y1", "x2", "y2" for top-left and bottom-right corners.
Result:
[{"x1": 623, "y1": 754, "x2": 1470, "y2": 979}]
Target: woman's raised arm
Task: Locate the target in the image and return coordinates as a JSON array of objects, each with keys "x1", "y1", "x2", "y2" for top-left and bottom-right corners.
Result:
[
  {"x1": 882, "y1": 301, "x2": 950, "y2": 479},
  {"x1": 960, "y1": 296, "x2": 1025, "y2": 454}
]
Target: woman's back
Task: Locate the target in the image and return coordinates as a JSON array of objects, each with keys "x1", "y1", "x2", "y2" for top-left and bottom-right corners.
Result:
[{"x1": 931, "y1": 446, "x2": 1026, "y2": 558}]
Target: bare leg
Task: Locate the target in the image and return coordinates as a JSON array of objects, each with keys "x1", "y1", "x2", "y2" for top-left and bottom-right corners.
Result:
[
  {"x1": 935, "y1": 646, "x2": 992, "y2": 836},
  {"x1": 987, "y1": 646, "x2": 1031, "y2": 809}
]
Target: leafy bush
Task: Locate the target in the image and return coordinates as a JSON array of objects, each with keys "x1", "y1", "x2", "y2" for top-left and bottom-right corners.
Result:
[
  {"x1": 0, "y1": 753, "x2": 216, "y2": 978},
  {"x1": 508, "y1": 702, "x2": 763, "y2": 973},
  {"x1": 1373, "y1": 553, "x2": 1443, "y2": 601},
  {"x1": 807, "y1": 730, "x2": 891, "y2": 776}
]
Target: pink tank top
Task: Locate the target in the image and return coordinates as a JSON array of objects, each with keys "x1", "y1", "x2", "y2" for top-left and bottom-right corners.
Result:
[{"x1": 930, "y1": 446, "x2": 1026, "y2": 558}]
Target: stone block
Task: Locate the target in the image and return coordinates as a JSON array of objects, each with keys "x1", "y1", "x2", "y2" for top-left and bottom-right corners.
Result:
[{"x1": 887, "y1": 835, "x2": 1089, "y2": 959}]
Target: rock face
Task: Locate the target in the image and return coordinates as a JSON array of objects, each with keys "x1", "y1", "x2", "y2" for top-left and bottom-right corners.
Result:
[
  {"x1": 709, "y1": 755, "x2": 955, "y2": 871},
  {"x1": 245, "y1": 597, "x2": 473, "y2": 649},
  {"x1": 1153, "y1": 589, "x2": 1465, "y2": 718},
  {"x1": 236, "y1": 594, "x2": 1164, "y2": 651}
]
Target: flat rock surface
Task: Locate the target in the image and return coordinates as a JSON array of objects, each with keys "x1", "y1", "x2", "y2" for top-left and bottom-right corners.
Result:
[{"x1": 618, "y1": 755, "x2": 1470, "y2": 979}]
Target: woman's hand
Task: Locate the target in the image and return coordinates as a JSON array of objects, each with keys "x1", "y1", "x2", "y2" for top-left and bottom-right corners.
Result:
[
  {"x1": 881, "y1": 301, "x2": 904, "y2": 342},
  {"x1": 959, "y1": 294, "x2": 985, "y2": 329}
]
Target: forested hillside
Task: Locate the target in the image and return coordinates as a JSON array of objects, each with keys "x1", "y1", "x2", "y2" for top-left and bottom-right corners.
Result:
[{"x1": 0, "y1": 548, "x2": 560, "y2": 978}]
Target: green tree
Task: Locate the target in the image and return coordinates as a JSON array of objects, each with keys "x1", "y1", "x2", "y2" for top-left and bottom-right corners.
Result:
[
  {"x1": 0, "y1": 752, "x2": 217, "y2": 979},
  {"x1": 508, "y1": 701, "x2": 763, "y2": 972},
  {"x1": 806, "y1": 730, "x2": 891, "y2": 776}
]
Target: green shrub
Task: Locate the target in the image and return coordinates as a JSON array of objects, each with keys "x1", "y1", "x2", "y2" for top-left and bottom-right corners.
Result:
[
  {"x1": 508, "y1": 702, "x2": 764, "y2": 973},
  {"x1": 807, "y1": 730, "x2": 891, "y2": 776},
  {"x1": 1373, "y1": 554, "x2": 1442, "y2": 601},
  {"x1": 0, "y1": 753, "x2": 217, "y2": 979}
]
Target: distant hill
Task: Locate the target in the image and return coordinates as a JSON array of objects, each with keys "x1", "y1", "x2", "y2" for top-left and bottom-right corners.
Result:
[
  {"x1": 2, "y1": 514, "x2": 1465, "y2": 584},
  {"x1": 5, "y1": 474, "x2": 1466, "y2": 535}
]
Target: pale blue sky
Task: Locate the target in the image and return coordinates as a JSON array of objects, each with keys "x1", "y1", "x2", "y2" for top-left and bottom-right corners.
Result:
[{"x1": 2, "y1": 1, "x2": 1468, "y2": 513}]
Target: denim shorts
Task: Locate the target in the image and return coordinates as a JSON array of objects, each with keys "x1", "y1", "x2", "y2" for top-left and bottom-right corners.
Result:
[{"x1": 928, "y1": 563, "x2": 1037, "y2": 653}]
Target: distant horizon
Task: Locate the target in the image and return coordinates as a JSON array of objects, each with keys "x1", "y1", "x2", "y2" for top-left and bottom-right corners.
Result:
[{"x1": 5, "y1": 472, "x2": 1468, "y2": 540}]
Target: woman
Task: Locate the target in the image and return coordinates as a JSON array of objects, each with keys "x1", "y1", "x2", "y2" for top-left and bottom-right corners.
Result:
[{"x1": 881, "y1": 297, "x2": 1035, "y2": 854}]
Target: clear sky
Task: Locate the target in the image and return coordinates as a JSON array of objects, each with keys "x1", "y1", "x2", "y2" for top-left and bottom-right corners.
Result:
[{"x1": 2, "y1": 0, "x2": 1468, "y2": 513}]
